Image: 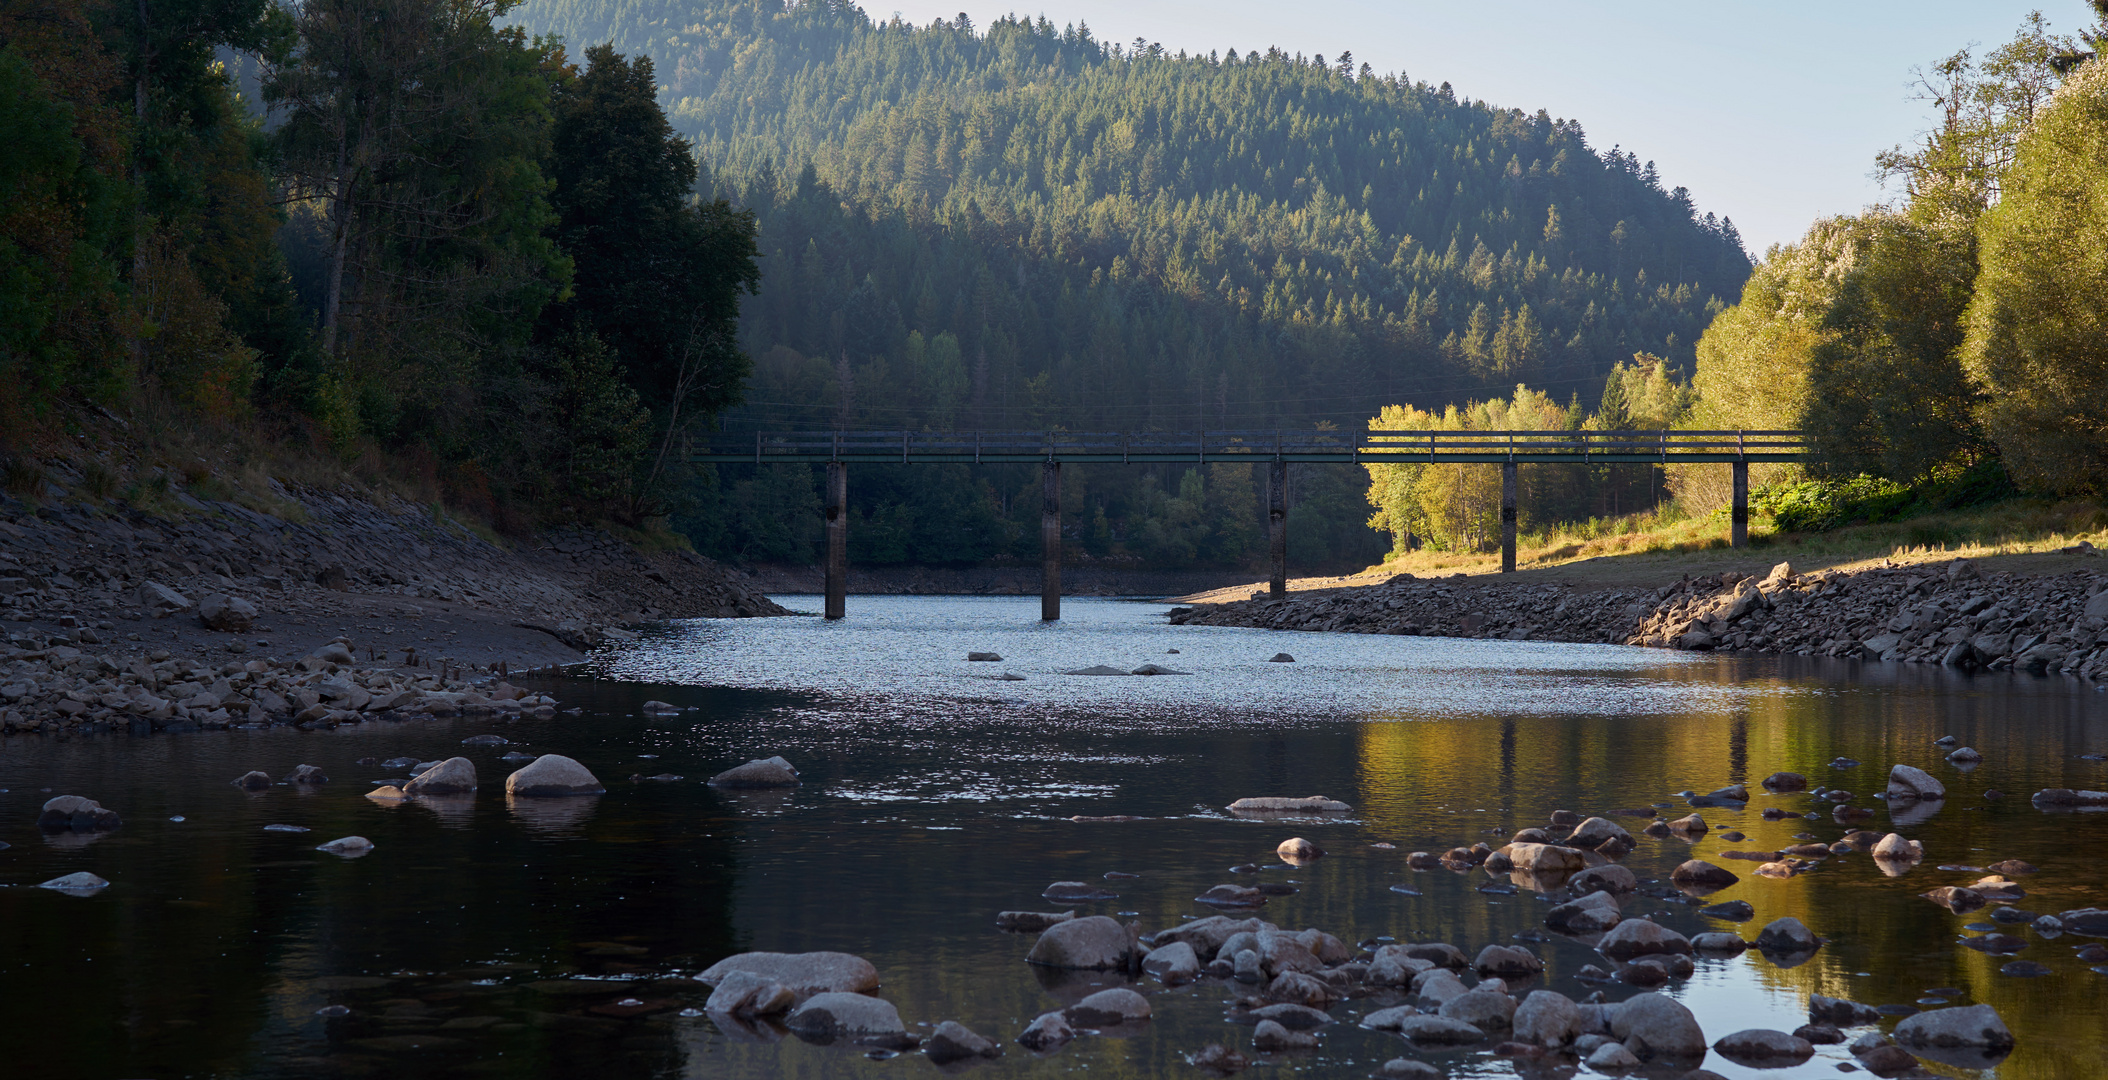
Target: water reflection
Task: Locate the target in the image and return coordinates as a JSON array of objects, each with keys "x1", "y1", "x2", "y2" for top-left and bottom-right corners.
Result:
[
  {"x1": 0, "y1": 597, "x2": 2101, "y2": 1079},
  {"x1": 506, "y1": 792, "x2": 600, "y2": 834}
]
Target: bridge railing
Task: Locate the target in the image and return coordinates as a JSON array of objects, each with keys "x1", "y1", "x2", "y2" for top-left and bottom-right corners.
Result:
[{"x1": 693, "y1": 429, "x2": 1808, "y2": 463}]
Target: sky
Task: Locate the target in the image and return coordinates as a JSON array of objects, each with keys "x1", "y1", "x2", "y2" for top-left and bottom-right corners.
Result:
[{"x1": 880, "y1": 1, "x2": 2093, "y2": 254}]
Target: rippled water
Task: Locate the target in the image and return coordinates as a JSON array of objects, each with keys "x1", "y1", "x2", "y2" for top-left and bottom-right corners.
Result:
[{"x1": 3, "y1": 595, "x2": 2106, "y2": 1079}]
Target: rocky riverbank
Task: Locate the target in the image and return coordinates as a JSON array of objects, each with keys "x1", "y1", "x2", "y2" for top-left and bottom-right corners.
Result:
[
  {"x1": 1170, "y1": 557, "x2": 2108, "y2": 682},
  {"x1": 0, "y1": 480, "x2": 788, "y2": 734}
]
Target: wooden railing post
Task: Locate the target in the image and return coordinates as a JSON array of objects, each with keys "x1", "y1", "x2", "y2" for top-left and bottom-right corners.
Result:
[
  {"x1": 1041, "y1": 460, "x2": 1061, "y2": 621},
  {"x1": 1731, "y1": 431, "x2": 1749, "y2": 549},
  {"x1": 1269, "y1": 457, "x2": 1288, "y2": 598},
  {"x1": 824, "y1": 460, "x2": 847, "y2": 620},
  {"x1": 1501, "y1": 458, "x2": 1518, "y2": 573}
]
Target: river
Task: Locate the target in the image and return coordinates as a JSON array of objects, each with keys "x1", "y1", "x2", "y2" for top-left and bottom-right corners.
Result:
[{"x1": 2, "y1": 596, "x2": 2104, "y2": 1079}]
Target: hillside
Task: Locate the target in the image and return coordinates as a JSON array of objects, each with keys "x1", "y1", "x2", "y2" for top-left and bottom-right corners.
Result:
[{"x1": 505, "y1": 0, "x2": 1752, "y2": 569}]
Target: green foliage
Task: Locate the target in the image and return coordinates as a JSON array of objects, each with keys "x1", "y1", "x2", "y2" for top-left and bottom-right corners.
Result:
[
  {"x1": 1802, "y1": 210, "x2": 1984, "y2": 481},
  {"x1": 1960, "y1": 57, "x2": 2108, "y2": 495},
  {"x1": 0, "y1": 26, "x2": 132, "y2": 429},
  {"x1": 1754, "y1": 461, "x2": 2013, "y2": 533}
]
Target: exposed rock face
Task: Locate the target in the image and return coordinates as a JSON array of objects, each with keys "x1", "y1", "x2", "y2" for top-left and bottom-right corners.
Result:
[
  {"x1": 707, "y1": 756, "x2": 799, "y2": 788},
  {"x1": 698, "y1": 951, "x2": 881, "y2": 997},
  {"x1": 36, "y1": 795, "x2": 121, "y2": 830},
  {"x1": 1024, "y1": 915, "x2": 1140, "y2": 970},
  {"x1": 783, "y1": 992, "x2": 906, "y2": 1041},
  {"x1": 403, "y1": 756, "x2": 476, "y2": 795},
  {"x1": 504, "y1": 754, "x2": 605, "y2": 796}
]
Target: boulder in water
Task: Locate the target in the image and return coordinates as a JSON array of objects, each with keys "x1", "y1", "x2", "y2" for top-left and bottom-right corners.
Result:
[
  {"x1": 1062, "y1": 665, "x2": 1130, "y2": 676},
  {"x1": 403, "y1": 757, "x2": 477, "y2": 795},
  {"x1": 1888, "y1": 764, "x2": 1946, "y2": 800},
  {"x1": 708, "y1": 756, "x2": 800, "y2": 788},
  {"x1": 38, "y1": 872, "x2": 110, "y2": 894},
  {"x1": 315, "y1": 836, "x2": 373, "y2": 856},
  {"x1": 699, "y1": 952, "x2": 881, "y2": 997},
  {"x1": 925, "y1": 1020, "x2": 1001, "y2": 1062},
  {"x1": 705, "y1": 971, "x2": 796, "y2": 1016},
  {"x1": 1017, "y1": 1010, "x2": 1073, "y2": 1052},
  {"x1": 505, "y1": 754, "x2": 605, "y2": 797},
  {"x1": 1226, "y1": 795, "x2": 1351, "y2": 813},
  {"x1": 231, "y1": 771, "x2": 273, "y2": 791},
  {"x1": 36, "y1": 795, "x2": 121, "y2": 831},
  {"x1": 784, "y1": 992, "x2": 907, "y2": 1043},
  {"x1": 1025, "y1": 915, "x2": 1140, "y2": 970},
  {"x1": 1268, "y1": 653, "x2": 1295, "y2": 662}
]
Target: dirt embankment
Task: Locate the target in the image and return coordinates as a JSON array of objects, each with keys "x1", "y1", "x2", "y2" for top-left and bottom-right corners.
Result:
[
  {"x1": 0, "y1": 482, "x2": 787, "y2": 734},
  {"x1": 1170, "y1": 556, "x2": 2108, "y2": 681}
]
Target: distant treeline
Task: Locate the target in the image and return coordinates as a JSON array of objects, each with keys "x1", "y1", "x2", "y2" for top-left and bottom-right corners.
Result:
[{"x1": 500, "y1": 0, "x2": 1753, "y2": 568}]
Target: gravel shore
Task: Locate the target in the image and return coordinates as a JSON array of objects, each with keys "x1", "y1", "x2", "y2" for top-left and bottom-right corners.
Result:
[
  {"x1": 0, "y1": 482, "x2": 788, "y2": 734},
  {"x1": 1170, "y1": 557, "x2": 2108, "y2": 681}
]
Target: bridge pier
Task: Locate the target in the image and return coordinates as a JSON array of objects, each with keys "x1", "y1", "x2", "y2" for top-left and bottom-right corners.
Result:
[
  {"x1": 1500, "y1": 461, "x2": 1518, "y2": 573},
  {"x1": 824, "y1": 461, "x2": 847, "y2": 620},
  {"x1": 1730, "y1": 460, "x2": 1749, "y2": 549},
  {"x1": 1268, "y1": 459, "x2": 1287, "y2": 598},
  {"x1": 1041, "y1": 461, "x2": 1061, "y2": 621}
]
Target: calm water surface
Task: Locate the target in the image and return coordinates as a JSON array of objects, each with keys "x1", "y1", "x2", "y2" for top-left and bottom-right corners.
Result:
[{"x1": 3, "y1": 596, "x2": 2106, "y2": 1079}]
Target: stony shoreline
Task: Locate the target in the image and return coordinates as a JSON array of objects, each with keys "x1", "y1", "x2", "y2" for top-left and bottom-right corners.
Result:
[
  {"x1": 0, "y1": 481, "x2": 788, "y2": 734},
  {"x1": 1170, "y1": 558, "x2": 2108, "y2": 682}
]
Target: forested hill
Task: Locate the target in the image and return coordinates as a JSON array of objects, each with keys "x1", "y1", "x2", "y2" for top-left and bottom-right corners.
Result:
[{"x1": 509, "y1": 0, "x2": 1750, "y2": 433}]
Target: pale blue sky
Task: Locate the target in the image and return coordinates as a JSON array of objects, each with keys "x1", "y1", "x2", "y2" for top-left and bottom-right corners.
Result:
[{"x1": 885, "y1": 1, "x2": 2090, "y2": 254}]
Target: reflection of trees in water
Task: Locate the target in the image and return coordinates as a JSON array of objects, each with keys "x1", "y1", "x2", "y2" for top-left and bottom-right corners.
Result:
[{"x1": 1345, "y1": 660, "x2": 2108, "y2": 1080}]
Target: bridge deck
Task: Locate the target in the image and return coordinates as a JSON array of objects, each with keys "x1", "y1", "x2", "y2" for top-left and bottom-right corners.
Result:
[{"x1": 692, "y1": 429, "x2": 1809, "y2": 465}]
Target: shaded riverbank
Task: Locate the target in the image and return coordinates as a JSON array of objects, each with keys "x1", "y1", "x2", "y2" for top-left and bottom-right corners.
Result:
[{"x1": 0, "y1": 483, "x2": 786, "y2": 733}]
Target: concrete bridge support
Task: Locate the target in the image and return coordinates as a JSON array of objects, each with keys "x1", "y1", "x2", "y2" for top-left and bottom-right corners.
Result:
[
  {"x1": 1041, "y1": 461, "x2": 1061, "y2": 621},
  {"x1": 1268, "y1": 459, "x2": 1288, "y2": 598},
  {"x1": 1730, "y1": 460, "x2": 1750, "y2": 549},
  {"x1": 824, "y1": 461, "x2": 847, "y2": 620},
  {"x1": 1500, "y1": 461, "x2": 1518, "y2": 573}
]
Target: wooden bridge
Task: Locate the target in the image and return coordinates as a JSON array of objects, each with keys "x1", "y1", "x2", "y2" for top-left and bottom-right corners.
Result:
[{"x1": 692, "y1": 430, "x2": 1810, "y2": 620}]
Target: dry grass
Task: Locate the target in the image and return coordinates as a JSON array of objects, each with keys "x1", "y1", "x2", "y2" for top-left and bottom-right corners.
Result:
[{"x1": 1373, "y1": 497, "x2": 2108, "y2": 585}]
